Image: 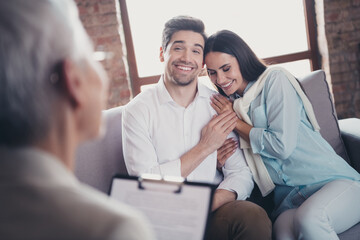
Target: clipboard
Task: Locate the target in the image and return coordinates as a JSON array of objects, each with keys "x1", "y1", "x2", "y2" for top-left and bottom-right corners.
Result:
[{"x1": 108, "y1": 174, "x2": 216, "y2": 240}]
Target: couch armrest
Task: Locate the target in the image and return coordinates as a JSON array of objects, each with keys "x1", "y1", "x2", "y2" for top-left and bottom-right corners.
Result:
[{"x1": 338, "y1": 118, "x2": 360, "y2": 173}]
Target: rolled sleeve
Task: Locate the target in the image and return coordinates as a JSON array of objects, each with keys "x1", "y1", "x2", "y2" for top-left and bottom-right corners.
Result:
[
  {"x1": 249, "y1": 127, "x2": 265, "y2": 154},
  {"x1": 158, "y1": 159, "x2": 181, "y2": 176}
]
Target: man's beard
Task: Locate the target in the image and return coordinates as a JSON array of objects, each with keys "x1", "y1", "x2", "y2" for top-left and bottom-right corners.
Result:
[{"x1": 173, "y1": 75, "x2": 196, "y2": 86}]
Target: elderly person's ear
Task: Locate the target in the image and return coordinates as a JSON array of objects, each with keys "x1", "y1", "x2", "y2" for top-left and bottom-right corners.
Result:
[{"x1": 61, "y1": 59, "x2": 87, "y2": 109}]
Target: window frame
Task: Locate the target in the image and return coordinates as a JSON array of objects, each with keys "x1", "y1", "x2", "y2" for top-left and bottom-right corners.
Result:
[{"x1": 119, "y1": 0, "x2": 320, "y2": 96}]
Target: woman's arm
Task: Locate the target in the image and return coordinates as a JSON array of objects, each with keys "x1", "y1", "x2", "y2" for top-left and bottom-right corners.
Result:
[
  {"x1": 211, "y1": 70, "x2": 303, "y2": 160},
  {"x1": 249, "y1": 71, "x2": 301, "y2": 159}
]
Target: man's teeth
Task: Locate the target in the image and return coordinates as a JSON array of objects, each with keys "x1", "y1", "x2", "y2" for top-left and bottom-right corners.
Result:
[{"x1": 178, "y1": 66, "x2": 191, "y2": 71}]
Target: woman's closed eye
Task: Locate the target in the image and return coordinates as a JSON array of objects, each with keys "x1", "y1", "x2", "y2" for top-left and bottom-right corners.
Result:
[{"x1": 223, "y1": 66, "x2": 230, "y2": 72}]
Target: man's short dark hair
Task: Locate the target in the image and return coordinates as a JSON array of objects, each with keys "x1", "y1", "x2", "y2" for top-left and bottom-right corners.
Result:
[{"x1": 162, "y1": 15, "x2": 207, "y2": 51}]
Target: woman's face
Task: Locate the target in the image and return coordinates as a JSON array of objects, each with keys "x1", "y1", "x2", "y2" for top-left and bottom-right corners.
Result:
[{"x1": 205, "y1": 51, "x2": 248, "y2": 96}]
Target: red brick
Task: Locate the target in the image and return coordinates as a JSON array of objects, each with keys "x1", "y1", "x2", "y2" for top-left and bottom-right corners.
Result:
[
  {"x1": 85, "y1": 24, "x2": 119, "y2": 38},
  {"x1": 353, "y1": 0, "x2": 360, "y2": 7},
  {"x1": 349, "y1": 8, "x2": 360, "y2": 20},
  {"x1": 326, "y1": 11, "x2": 340, "y2": 22},
  {"x1": 333, "y1": 91, "x2": 352, "y2": 103},
  {"x1": 97, "y1": 13, "x2": 118, "y2": 25},
  {"x1": 99, "y1": 3, "x2": 117, "y2": 14}
]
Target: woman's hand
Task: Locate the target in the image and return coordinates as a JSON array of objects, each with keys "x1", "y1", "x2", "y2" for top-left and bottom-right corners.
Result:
[
  {"x1": 211, "y1": 93, "x2": 253, "y2": 143},
  {"x1": 211, "y1": 94, "x2": 234, "y2": 115},
  {"x1": 217, "y1": 138, "x2": 238, "y2": 170}
]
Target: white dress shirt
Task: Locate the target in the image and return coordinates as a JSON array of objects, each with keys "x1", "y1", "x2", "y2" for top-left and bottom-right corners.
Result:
[{"x1": 122, "y1": 77, "x2": 253, "y2": 200}]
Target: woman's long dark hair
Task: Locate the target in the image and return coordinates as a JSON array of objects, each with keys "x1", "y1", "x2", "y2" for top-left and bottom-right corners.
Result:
[{"x1": 204, "y1": 30, "x2": 267, "y2": 96}]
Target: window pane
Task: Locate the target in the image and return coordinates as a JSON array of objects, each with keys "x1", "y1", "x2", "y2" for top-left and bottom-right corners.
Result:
[
  {"x1": 126, "y1": 0, "x2": 308, "y2": 78},
  {"x1": 273, "y1": 60, "x2": 312, "y2": 78}
]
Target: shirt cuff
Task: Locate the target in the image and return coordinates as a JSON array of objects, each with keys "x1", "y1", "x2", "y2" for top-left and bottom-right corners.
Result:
[
  {"x1": 217, "y1": 177, "x2": 252, "y2": 200},
  {"x1": 216, "y1": 186, "x2": 239, "y2": 199},
  {"x1": 249, "y1": 127, "x2": 265, "y2": 154}
]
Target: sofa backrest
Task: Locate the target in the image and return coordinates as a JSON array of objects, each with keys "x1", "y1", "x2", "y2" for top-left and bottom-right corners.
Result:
[
  {"x1": 75, "y1": 106, "x2": 127, "y2": 193},
  {"x1": 75, "y1": 70, "x2": 350, "y2": 193},
  {"x1": 298, "y1": 70, "x2": 349, "y2": 163}
]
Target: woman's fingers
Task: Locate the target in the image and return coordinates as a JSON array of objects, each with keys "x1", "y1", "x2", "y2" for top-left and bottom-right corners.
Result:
[
  {"x1": 211, "y1": 94, "x2": 234, "y2": 113},
  {"x1": 213, "y1": 93, "x2": 228, "y2": 105},
  {"x1": 210, "y1": 101, "x2": 221, "y2": 114},
  {"x1": 211, "y1": 95, "x2": 223, "y2": 110},
  {"x1": 218, "y1": 138, "x2": 237, "y2": 155},
  {"x1": 217, "y1": 138, "x2": 238, "y2": 169}
]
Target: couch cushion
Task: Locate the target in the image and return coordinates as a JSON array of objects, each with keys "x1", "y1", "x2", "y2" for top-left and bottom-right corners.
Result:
[
  {"x1": 75, "y1": 106, "x2": 127, "y2": 193},
  {"x1": 298, "y1": 70, "x2": 350, "y2": 163}
]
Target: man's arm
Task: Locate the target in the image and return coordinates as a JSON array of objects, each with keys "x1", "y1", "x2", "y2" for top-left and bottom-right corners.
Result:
[
  {"x1": 212, "y1": 131, "x2": 254, "y2": 211},
  {"x1": 211, "y1": 189, "x2": 237, "y2": 211},
  {"x1": 122, "y1": 105, "x2": 182, "y2": 176},
  {"x1": 122, "y1": 103, "x2": 238, "y2": 178}
]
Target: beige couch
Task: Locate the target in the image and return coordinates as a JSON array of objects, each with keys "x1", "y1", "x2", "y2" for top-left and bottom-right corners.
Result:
[{"x1": 75, "y1": 70, "x2": 360, "y2": 239}]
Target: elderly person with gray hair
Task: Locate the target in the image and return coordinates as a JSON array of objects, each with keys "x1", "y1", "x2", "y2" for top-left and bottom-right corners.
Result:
[{"x1": 0, "y1": 0, "x2": 154, "y2": 239}]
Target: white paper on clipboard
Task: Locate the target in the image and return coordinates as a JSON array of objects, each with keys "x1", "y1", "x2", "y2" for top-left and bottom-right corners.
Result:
[{"x1": 109, "y1": 174, "x2": 215, "y2": 240}]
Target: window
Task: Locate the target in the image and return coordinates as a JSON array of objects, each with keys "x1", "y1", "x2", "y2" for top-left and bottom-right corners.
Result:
[{"x1": 119, "y1": 0, "x2": 319, "y2": 95}]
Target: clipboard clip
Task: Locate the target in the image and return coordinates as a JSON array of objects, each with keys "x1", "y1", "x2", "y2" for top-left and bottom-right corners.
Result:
[{"x1": 138, "y1": 174, "x2": 184, "y2": 194}]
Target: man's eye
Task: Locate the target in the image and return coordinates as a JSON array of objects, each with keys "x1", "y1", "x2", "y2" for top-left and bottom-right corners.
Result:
[{"x1": 193, "y1": 50, "x2": 200, "y2": 54}]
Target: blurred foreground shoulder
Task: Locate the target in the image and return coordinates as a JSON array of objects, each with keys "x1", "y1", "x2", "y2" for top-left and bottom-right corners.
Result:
[{"x1": 75, "y1": 183, "x2": 156, "y2": 240}]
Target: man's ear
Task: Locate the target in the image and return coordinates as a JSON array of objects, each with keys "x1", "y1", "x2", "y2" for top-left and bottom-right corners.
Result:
[
  {"x1": 61, "y1": 59, "x2": 85, "y2": 109},
  {"x1": 159, "y1": 47, "x2": 164, "y2": 62}
]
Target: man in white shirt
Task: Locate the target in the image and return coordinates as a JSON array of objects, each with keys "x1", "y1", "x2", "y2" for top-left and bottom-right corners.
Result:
[{"x1": 122, "y1": 15, "x2": 271, "y2": 239}]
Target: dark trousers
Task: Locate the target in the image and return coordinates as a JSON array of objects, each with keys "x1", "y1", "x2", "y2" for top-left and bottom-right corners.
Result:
[{"x1": 205, "y1": 200, "x2": 272, "y2": 240}]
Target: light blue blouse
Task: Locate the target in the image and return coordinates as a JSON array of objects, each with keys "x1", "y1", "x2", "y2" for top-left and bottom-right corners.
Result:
[{"x1": 245, "y1": 69, "x2": 360, "y2": 217}]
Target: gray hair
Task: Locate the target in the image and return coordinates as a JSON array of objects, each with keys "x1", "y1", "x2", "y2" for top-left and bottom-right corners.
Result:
[{"x1": 0, "y1": 0, "x2": 93, "y2": 146}]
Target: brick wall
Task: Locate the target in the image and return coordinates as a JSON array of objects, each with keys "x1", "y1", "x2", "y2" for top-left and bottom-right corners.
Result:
[
  {"x1": 76, "y1": 0, "x2": 360, "y2": 118},
  {"x1": 75, "y1": 0, "x2": 131, "y2": 108},
  {"x1": 319, "y1": 0, "x2": 360, "y2": 119}
]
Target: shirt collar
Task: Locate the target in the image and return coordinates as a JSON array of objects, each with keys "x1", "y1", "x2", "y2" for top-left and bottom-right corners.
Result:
[
  {"x1": 244, "y1": 81, "x2": 255, "y2": 94},
  {"x1": 230, "y1": 81, "x2": 256, "y2": 100},
  {"x1": 156, "y1": 75, "x2": 208, "y2": 105},
  {"x1": 156, "y1": 76, "x2": 174, "y2": 105}
]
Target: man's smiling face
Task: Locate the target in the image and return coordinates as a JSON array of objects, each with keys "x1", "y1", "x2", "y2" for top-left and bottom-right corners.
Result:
[{"x1": 161, "y1": 30, "x2": 204, "y2": 86}]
